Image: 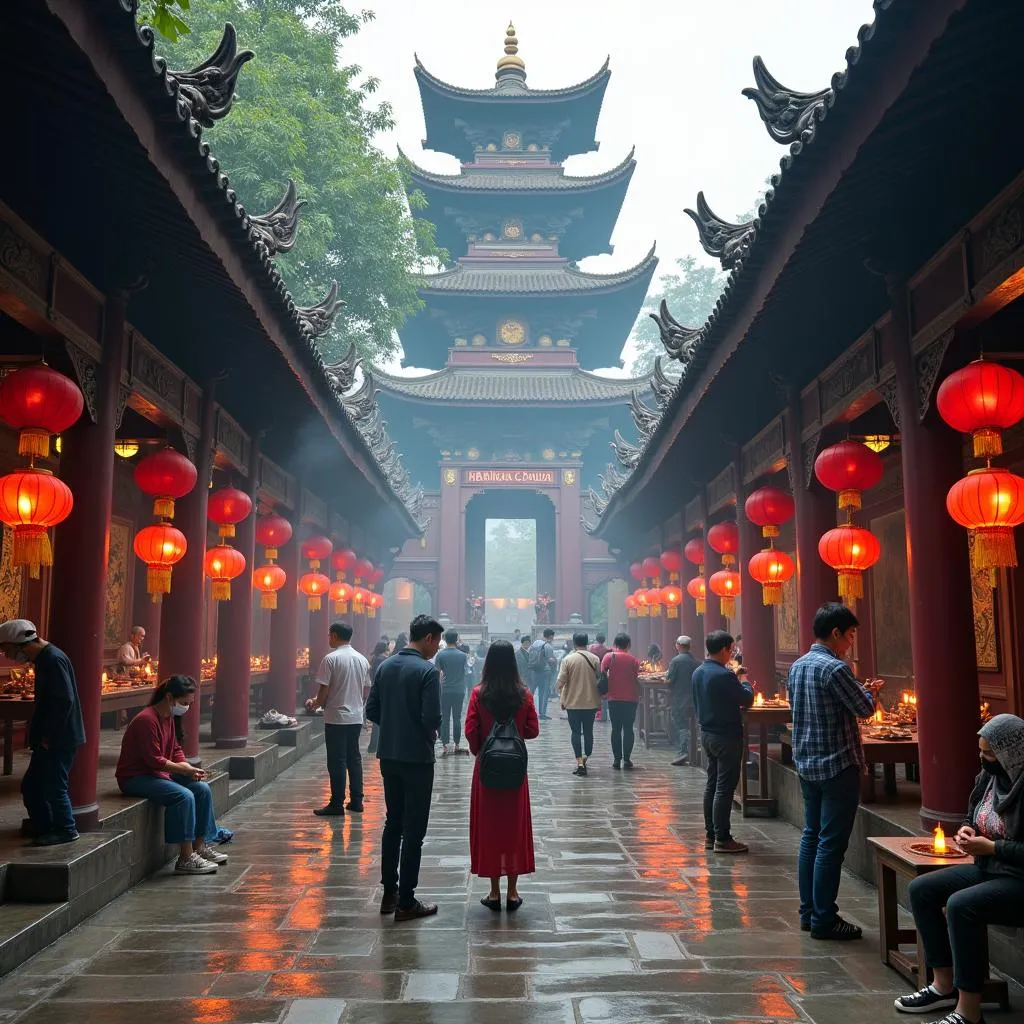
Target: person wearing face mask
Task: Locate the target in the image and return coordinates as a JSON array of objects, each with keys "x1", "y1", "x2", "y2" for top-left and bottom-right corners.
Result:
[
  {"x1": 894, "y1": 714, "x2": 1024, "y2": 1024},
  {"x1": 0, "y1": 619, "x2": 85, "y2": 846},
  {"x1": 115, "y1": 675, "x2": 227, "y2": 875}
]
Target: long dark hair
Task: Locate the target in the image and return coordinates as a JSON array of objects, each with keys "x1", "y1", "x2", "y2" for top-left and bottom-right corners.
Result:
[
  {"x1": 149, "y1": 674, "x2": 197, "y2": 743},
  {"x1": 370, "y1": 640, "x2": 388, "y2": 672},
  {"x1": 478, "y1": 639, "x2": 526, "y2": 720}
]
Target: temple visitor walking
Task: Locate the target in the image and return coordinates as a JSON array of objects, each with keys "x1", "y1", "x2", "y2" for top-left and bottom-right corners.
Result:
[
  {"x1": 588, "y1": 633, "x2": 609, "y2": 721},
  {"x1": 515, "y1": 634, "x2": 532, "y2": 683},
  {"x1": 436, "y1": 629, "x2": 470, "y2": 755},
  {"x1": 365, "y1": 614, "x2": 443, "y2": 921},
  {"x1": 667, "y1": 635, "x2": 697, "y2": 767},
  {"x1": 788, "y1": 603, "x2": 877, "y2": 939},
  {"x1": 0, "y1": 620, "x2": 85, "y2": 847},
  {"x1": 556, "y1": 632, "x2": 601, "y2": 776},
  {"x1": 894, "y1": 714, "x2": 1024, "y2": 1024},
  {"x1": 115, "y1": 675, "x2": 228, "y2": 874},
  {"x1": 527, "y1": 627, "x2": 557, "y2": 721},
  {"x1": 465, "y1": 639, "x2": 538, "y2": 911},
  {"x1": 693, "y1": 630, "x2": 753, "y2": 854},
  {"x1": 307, "y1": 622, "x2": 369, "y2": 817},
  {"x1": 601, "y1": 633, "x2": 641, "y2": 769}
]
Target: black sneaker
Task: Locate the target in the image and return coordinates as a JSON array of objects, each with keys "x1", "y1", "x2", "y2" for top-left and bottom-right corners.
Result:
[
  {"x1": 32, "y1": 831, "x2": 80, "y2": 847},
  {"x1": 810, "y1": 915, "x2": 862, "y2": 941},
  {"x1": 800, "y1": 920, "x2": 810, "y2": 932},
  {"x1": 612, "y1": 760, "x2": 621, "y2": 770},
  {"x1": 379, "y1": 890, "x2": 399, "y2": 915},
  {"x1": 623, "y1": 760, "x2": 634, "y2": 769},
  {"x1": 345, "y1": 802, "x2": 364, "y2": 812},
  {"x1": 894, "y1": 985, "x2": 959, "y2": 1015},
  {"x1": 572, "y1": 764, "x2": 587, "y2": 777},
  {"x1": 313, "y1": 805, "x2": 344, "y2": 817}
]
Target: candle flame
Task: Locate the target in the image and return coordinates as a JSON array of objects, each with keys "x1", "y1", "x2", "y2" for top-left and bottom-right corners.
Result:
[
  {"x1": 754, "y1": 692, "x2": 765, "y2": 707},
  {"x1": 874, "y1": 706, "x2": 884, "y2": 723},
  {"x1": 932, "y1": 825, "x2": 947, "y2": 854}
]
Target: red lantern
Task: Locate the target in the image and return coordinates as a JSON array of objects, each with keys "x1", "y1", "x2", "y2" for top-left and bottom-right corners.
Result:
[
  {"x1": 662, "y1": 583, "x2": 682, "y2": 617},
  {"x1": 748, "y1": 548, "x2": 795, "y2": 606},
  {"x1": 709, "y1": 569, "x2": 741, "y2": 619},
  {"x1": 629, "y1": 561, "x2": 645, "y2": 582},
  {"x1": 686, "y1": 575, "x2": 706, "y2": 615},
  {"x1": 255, "y1": 514, "x2": 292, "y2": 560},
  {"x1": 208, "y1": 487, "x2": 252, "y2": 539},
  {"x1": 937, "y1": 359, "x2": 1024, "y2": 457},
  {"x1": 706, "y1": 521, "x2": 739, "y2": 567},
  {"x1": 745, "y1": 485, "x2": 795, "y2": 539},
  {"x1": 367, "y1": 591, "x2": 384, "y2": 619},
  {"x1": 647, "y1": 585, "x2": 664, "y2": 617},
  {"x1": 0, "y1": 468, "x2": 74, "y2": 578},
  {"x1": 354, "y1": 558, "x2": 374, "y2": 582},
  {"x1": 814, "y1": 441, "x2": 883, "y2": 510},
  {"x1": 634, "y1": 587, "x2": 649, "y2": 616},
  {"x1": 301, "y1": 536, "x2": 333, "y2": 569},
  {"x1": 352, "y1": 585, "x2": 368, "y2": 613},
  {"x1": 134, "y1": 449, "x2": 197, "y2": 519},
  {"x1": 946, "y1": 467, "x2": 1024, "y2": 570},
  {"x1": 253, "y1": 564, "x2": 287, "y2": 610},
  {"x1": 642, "y1": 555, "x2": 661, "y2": 582},
  {"x1": 369, "y1": 566, "x2": 385, "y2": 587},
  {"x1": 0, "y1": 364, "x2": 84, "y2": 459},
  {"x1": 818, "y1": 525, "x2": 881, "y2": 602},
  {"x1": 683, "y1": 538, "x2": 704, "y2": 567},
  {"x1": 333, "y1": 548, "x2": 358, "y2": 575},
  {"x1": 204, "y1": 544, "x2": 246, "y2": 602},
  {"x1": 133, "y1": 523, "x2": 187, "y2": 602},
  {"x1": 299, "y1": 571, "x2": 331, "y2": 611},
  {"x1": 624, "y1": 593, "x2": 638, "y2": 618},
  {"x1": 330, "y1": 579, "x2": 353, "y2": 614},
  {"x1": 659, "y1": 549, "x2": 683, "y2": 582}
]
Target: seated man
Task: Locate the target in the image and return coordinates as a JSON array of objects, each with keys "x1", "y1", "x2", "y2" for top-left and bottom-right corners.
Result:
[{"x1": 116, "y1": 625, "x2": 150, "y2": 673}]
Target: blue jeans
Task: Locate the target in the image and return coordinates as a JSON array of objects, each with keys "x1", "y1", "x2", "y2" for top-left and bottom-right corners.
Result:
[
  {"x1": 531, "y1": 675, "x2": 551, "y2": 718},
  {"x1": 23, "y1": 746, "x2": 77, "y2": 836},
  {"x1": 119, "y1": 775, "x2": 218, "y2": 846},
  {"x1": 798, "y1": 765, "x2": 861, "y2": 931}
]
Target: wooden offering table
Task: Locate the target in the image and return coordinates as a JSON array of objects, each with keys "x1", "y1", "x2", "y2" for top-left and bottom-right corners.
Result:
[
  {"x1": 637, "y1": 674, "x2": 671, "y2": 749},
  {"x1": 739, "y1": 703, "x2": 791, "y2": 817},
  {"x1": 867, "y1": 836, "x2": 1010, "y2": 1010},
  {"x1": 861, "y1": 733, "x2": 920, "y2": 802}
]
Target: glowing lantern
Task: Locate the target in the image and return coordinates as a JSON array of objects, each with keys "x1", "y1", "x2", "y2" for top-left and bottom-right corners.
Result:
[
  {"x1": 368, "y1": 566, "x2": 385, "y2": 587},
  {"x1": 683, "y1": 538, "x2": 704, "y2": 567},
  {"x1": 936, "y1": 359, "x2": 1024, "y2": 457},
  {"x1": 333, "y1": 548, "x2": 357, "y2": 577},
  {"x1": 133, "y1": 523, "x2": 187, "y2": 602},
  {"x1": 204, "y1": 544, "x2": 246, "y2": 602},
  {"x1": 814, "y1": 441, "x2": 883, "y2": 510},
  {"x1": 299, "y1": 571, "x2": 331, "y2": 611},
  {"x1": 367, "y1": 591, "x2": 384, "y2": 619},
  {"x1": 0, "y1": 364, "x2": 84, "y2": 459},
  {"x1": 208, "y1": 487, "x2": 252, "y2": 539},
  {"x1": 686, "y1": 575, "x2": 706, "y2": 615},
  {"x1": 659, "y1": 549, "x2": 683, "y2": 582},
  {"x1": 253, "y1": 564, "x2": 287, "y2": 610},
  {"x1": 625, "y1": 593, "x2": 638, "y2": 618},
  {"x1": 134, "y1": 449, "x2": 197, "y2": 519},
  {"x1": 629, "y1": 561, "x2": 645, "y2": 583},
  {"x1": 748, "y1": 548, "x2": 795, "y2": 606},
  {"x1": 709, "y1": 569, "x2": 741, "y2": 618},
  {"x1": 706, "y1": 521, "x2": 739, "y2": 567},
  {"x1": 662, "y1": 583, "x2": 683, "y2": 617},
  {"x1": 634, "y1": 587, "x2": 650, "y2": 617},
  {"x1": 352, "y1": 585, "x2": 368, "y2": 614},
  {"x1": 818, "y1": 524, "x2": 881, "y2": 602},
  {"x1": 301, "y1": 536, "x2": 333, "y2": 569},
  {"x1": 946, "y1": 466, "x2": 1024, "y2": 570},
  {"x1": 745, "y1": 485, "x2": 795, "y2": 538},
  {"x1": 354, "y1": 558, "x2": 374, "y2": 583},
  {"x1": 642, "y1": 555, "x2": 661, "y2": 582},
  {"x1": 647, "y1": 585, "x2": 664, "y2": 617},
  {"x1": 0, "y1": 468, "x2": 74, "y2": 578},
  {"x1": 255, "y1": 514, "x2": 292, "y2": 560},
  {"x1": 330, "y1": 579, "x2": 353, "y2": 614}
]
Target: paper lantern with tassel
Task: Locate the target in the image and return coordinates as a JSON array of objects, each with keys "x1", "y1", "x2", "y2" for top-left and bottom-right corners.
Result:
[
  {"x1": 255, "y1": 514, "x2": 292, "y2": 560},
  {"x1": 814, "y1": 441, "x2": 883, "y2": 511},
  {"x1": 745, "y1": 485, "x2": 795, "y2": 539},
  {"x1": 0, "y1": 468, "x2": 74, "y2": 578},
  {"x1": 301, "y1": 536, "x2": 333, "y2": 570},
  {"x1": 0, "y1": 364, "x2": 84, "y2": 459},
  {"x1": 133, "y1": 523, "x2": 187, "y2": 602},
  {"x1": 818, "y1": 525, "x2": 880, "y2": 602},
  {"x1": 660, "y1": 549, "x2": 682, "y2": 582},
  {"x1": 208, "y1": 487, "x2": 252, "y2": 539},
  {"x1": 937, "y1": 359, "x2": 1024, "y2": 457},
  {"x1": 204, "y1": 544, "x2": 246, "y2": 602},
  {"x1": 633, "y1": 587, "x2": 649, "y2": 617},
  {"x1": 686, "y1": 575, "x2": 706, "y2": 615},
  {"x1": 946, "y1": 466, "x2": 1024, "y2": 570},
  {"x1": 706, "y1": 521, "x2": 739, "y2": 567},
  {"x1": 134, "y1": 449, "x2": 197, "y2": 519},
  {"x1": 629, "y1": 561, "x2": 645, "y2": 583},
  {"x1": 254, "y1": 564, "x2": 287, "y2": 610},
  {"x1": 625, "y1": 593, "x2": 638, "y2": 618},
  {"x1": 747, "y1": 548, "x2": 795, "y2": 606},
  {"x1": 662, "y1": 583, "x2": 682, "y2": 617},
  {"x1": 709, "y1": 569, "x2": 741, "y2": 618},
  {"x1": 299, "y1": 572, "x2": 331, "y2": 611},
  {"x1": 330, "y1": 579, "x2": 352, "y2": 614}
]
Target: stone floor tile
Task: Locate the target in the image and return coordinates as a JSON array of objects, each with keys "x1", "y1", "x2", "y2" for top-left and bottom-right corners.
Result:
[
  {"x1": 280, "y1": 997, "x2": 347, "y2": 1023},
  {"x1": 403, "y1": 970, "x2": 460, "y2": 1000}
]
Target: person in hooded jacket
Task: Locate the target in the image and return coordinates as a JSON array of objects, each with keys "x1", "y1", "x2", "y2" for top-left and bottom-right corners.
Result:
[{"x1": 894, "y1": 714, "x2": 1024, "y2": 1024}]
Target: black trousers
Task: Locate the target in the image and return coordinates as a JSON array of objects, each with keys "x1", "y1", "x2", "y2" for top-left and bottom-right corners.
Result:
[
  {"x1": 380, "y1": 759, "x2": 434, "y2": 909},
  {"x1": 567, "y1": 708, "x2": 597, "y2": 758},
  {"x1": 608, "y1": 700, "x2": 638, "y2": 762},
  {"x1": 440, "y1": 692, "x2": 464, "y2": 745},
  {"x1": 324, "y1": 723, "x2": 363, "y2": 807},
  {"x1": 702, "y1": 732, "x2": 743, "y2": 843},
  {"x1": 22, "y1": 746, "x2": 77, "y2": 836},
  {"x1": 909, "y1": 863, "x2": 1024, "y2": 993}
]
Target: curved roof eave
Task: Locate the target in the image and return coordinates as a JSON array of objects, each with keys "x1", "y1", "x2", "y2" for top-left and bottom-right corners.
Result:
[{"x1": 413, "y1": 55, "x2": 611, "y2": 101}]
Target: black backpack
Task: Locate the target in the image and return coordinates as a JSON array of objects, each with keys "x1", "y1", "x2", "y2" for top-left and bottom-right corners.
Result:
[
  {"x1": 478, "y1": 717, "x2": 528, "y2": 790},
  {"x1": 527, "y1": 640, "x2": 546, "y2": 672}
]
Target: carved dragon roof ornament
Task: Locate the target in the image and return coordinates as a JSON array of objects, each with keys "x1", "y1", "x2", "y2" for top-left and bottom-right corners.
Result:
[
  {"x1": 630, "y1": 389, "x2": 661, "y2": 437},
  {"x1": 248, "y1": 179, "x2": 306, "y2": 256},
  {"x1": 324, "y1": 343, "x2": 359, "y2": 396},
  {"x1": 295, "y1": 281, "x2": 345, "y2": 337},
  {"x1": 601, "y1": 461, "x2": 627, "y2": 494},
  {"x1": 611, "y1": 430, "x2": 642, "y2": 470},
  {"x1": 584, "y1": 487, "x2": 609, "y2": 517},
  {"x1": 683, "y1": 192, "x2": 756, "y2": 270},
  {"x1": 649, "y1": 299, "x2": 703, "y2": 366},
  {"x1": 651, "y1": 356, "x2": 681, "y2": 409},
  {"x1": 742, "y1": 56, "x2": 833, "y2": 146},
  {"x1": 166, "y1": 23, "x2": 254, "y2": 128}
]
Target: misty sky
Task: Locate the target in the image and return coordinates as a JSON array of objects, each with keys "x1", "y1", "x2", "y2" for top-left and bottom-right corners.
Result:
[{"x1": 345, "y1": 0, "x2": 879, "y2": 372}]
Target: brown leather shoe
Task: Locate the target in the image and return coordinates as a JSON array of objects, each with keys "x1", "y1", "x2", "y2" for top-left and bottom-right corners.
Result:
[
  {"x1": 714, "y1": 839, "x2": 749, "y2": 854},
  {"x1": 379, "y1": 891, "x2": 398, "y2": 915},
  {"x1": 394, "y1": 899, "x2": 438, "y2": 922}
]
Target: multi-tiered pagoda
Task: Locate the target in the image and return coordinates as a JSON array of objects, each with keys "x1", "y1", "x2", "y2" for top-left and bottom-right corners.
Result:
[{"x1": 381, "y1": 25, "x2": 657, "y2": 628}]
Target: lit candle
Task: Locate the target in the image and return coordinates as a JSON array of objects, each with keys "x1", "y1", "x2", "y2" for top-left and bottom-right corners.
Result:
[
  {"x1": 754, "y1": 692, "x2": 765, "y2": 707},
  {"x1": 932, "y1": 825, "x2": 947, "y2": 855},
  {"x1": 874, "y1": 706, "x2": 884, "y2": 723}
]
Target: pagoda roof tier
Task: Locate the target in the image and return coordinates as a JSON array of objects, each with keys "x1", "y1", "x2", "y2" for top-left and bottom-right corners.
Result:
[
  {"x1": 414, "y1": 56, "x2": 611, "y2": 162},
  {"x1": 402, "y1": 149, "x2": 635, "y2": 260}
]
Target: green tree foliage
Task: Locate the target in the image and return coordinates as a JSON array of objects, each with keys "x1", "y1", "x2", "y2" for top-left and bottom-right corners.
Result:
[
  {"x1": 150, "y1": 1, "x2": 444, "y2": 363},
  {"x1": 629, "y1": 255, "x2": 725, "y2": 374},
  {"x1": 484, "y1": 520, "x2": 537, "y2": 599},
  {"x1": 139, "y1": 0, "x2": 192, "y2": 41}
]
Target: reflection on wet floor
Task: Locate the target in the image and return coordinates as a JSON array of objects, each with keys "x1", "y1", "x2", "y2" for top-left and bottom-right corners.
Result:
[{"x1": 2, "y1": 709, "x2": 1023, "y2": 1024}]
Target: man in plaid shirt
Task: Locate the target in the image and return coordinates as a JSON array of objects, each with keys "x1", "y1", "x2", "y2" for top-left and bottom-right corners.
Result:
[{"x1": 788, "y1": 603, "x2": 878, "y2": 942}]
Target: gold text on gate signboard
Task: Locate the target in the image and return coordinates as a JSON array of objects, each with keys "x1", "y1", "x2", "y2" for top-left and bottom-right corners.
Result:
[{"x1": 463, "y1": 468, "x2": 557, "y2": 486}]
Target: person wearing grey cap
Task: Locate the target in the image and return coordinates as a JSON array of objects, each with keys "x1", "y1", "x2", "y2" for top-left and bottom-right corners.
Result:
[
  {"x1": 667, "y1": 635, "x2": 697, "y2": 767},
  {"x1": 0, "y1": 620, "x2": 85, "y2": 846}
]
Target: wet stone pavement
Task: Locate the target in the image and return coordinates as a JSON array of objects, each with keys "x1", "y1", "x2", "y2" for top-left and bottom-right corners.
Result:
[{"x1": 2, "y1": 709, "x2": 1023, "y2": 1024}]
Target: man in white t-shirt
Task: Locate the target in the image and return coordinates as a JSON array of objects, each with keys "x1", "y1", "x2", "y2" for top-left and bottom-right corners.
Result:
[{"x1": 308, "y1": 622, "x2": 369, "y2": 817}]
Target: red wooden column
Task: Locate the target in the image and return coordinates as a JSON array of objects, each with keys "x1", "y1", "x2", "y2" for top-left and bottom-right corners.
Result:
[
  {"x1": 738, "y1": 483, "x2": 775, "y2": 691},
  {"x1": 886, "y1": 297, "x2": 978, "y2": 827},
  {"x1": 437, "y1": 469, "x2": 460, "y2": 619},
  {"x1": 557, "y1": 472, "x2": 584, "y2": 620},
  {"x1": 160, "y1": 388, "x2": 216, "y2": 760},
  {"x1": 266, "y1": 531, "x2": 299, "y2": 714},
  {"x1": 49, "y1": 294, "x2": 128, "y2": 830},
  {"x1": 212, "y1": 445, "x2": 259, "y2": 749},
  {"x1": 680, "y1": 541, "x2": 701, "y2": 644},
  {"x1": 308, "y1": 598, "x2": 329, "y2": 680}
]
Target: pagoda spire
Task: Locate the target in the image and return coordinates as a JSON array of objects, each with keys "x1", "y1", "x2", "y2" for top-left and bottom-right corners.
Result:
[{"x1": 495, "y1": 22, "x2": 527, "y2": 89}]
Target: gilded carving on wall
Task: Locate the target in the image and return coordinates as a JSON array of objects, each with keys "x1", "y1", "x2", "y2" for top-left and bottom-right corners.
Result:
[
  {"x1": 968, "y1": 532, "x2": 998, "y2": 671},
  {"x1": 443, "y1": 468, "x2": 457, "y2": 486},
  {"x1": 774, "y1": 554, "x2": 799, "y2": 655},
  {"x1": 0, "y1": 526, "x2": 23, "y2": 623},
  {"x1": 491, "y1": 352, "x2": 532, "y2": 364},
  {"x1": 104, "y1": 517, "x2": 132, "y2": 650},
  {"x1": 562, "y1": 470, "x2": 577, "y2": 486}
]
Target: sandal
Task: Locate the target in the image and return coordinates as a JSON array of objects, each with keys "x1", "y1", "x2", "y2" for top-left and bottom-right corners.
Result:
[
  {"x1": 480, "y1": 896, "x2": 502, "y2": 912},
  {"x1": 505, "y1": 897, "x2": 523, "y2": 912}
]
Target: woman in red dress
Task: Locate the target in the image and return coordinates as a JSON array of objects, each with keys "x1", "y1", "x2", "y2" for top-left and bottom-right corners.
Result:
[{"x1": 465, "y1": 639, "x2": 539, "y2": 911}]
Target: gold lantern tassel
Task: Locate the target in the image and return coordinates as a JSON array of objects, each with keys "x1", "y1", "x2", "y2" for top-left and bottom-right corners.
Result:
[
  {"x1": 368, "y1": 607, "x2": 376, "y2": 619},
  {"x1": 307, "y1": 595, "x2": 322, "y2": 612},
  {"x1": 628, "y1": 609, "x2": 636, "y2": 619},
  {"x1": 651, "y1": 605, "x2": 662, "y2": 618},
  {"x1": 761, "y1": 525, "x2": 779, "y2": 539},
  {"x1": 761, "y1": 583, "x2": 783, "y2": 606},
  {"x1": 261, "y1": 590, "x2": 278, "y2": 610},
  {"x1": 310, "y1": 559, "x2": 321, "y2": 570},
  {"x1": 18, "y1": 428, "x2": 51, "y2": 460},
  {"x1": 667, "y1": 606, "x2": 678, "y2": 618},
  {"x1": 264, "y1": 546, "x2": 278, "y2": 561},
  {"x1": 720, "y1": 596, "x2": 736, "y2": 618},
  {"x1": 12, "y1": 528, "x2": 52, "y2": 580},
  {"x1": 973, "y1": 527, "x2": 1017, "y2": 570},
  {"x1": 334, "y1": 601, "x2": 349, "y2": 615},
  {"x1": 722, "y1": 554, "x2": 736, "y2": 568},
  {"x1": 212, "y1": 580, "x2": 231, "y2": 601},
  {"x1": 972, "y1": 427, "x2": 1003, "y2": 458},
  {"x1": 219, "y1": 524, "x2": 236, "y2": 539},
  {"x1": 837, "y1": 570, "x2": 863, "y2": 602},
  {"x1": 147, "y1": 565, "x2": 172, "y2": 602},
  {"x1": 838, "y1": 489, "x2": 862, "y2": 511},
  {"x1": 695, "y1": 597, "x2": 705, "y2": 615},
  {"x1": 154, "y1": 497, "x2": 175, "y2": 519}
]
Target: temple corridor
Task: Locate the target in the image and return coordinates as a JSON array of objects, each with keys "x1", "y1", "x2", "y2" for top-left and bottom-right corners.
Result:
[{"x1": 1, "y1": 716, "x2": 1021, "y2": 1024}]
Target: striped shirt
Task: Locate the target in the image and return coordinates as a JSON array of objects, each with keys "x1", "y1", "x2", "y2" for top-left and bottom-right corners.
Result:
[{"x1": 788, "y1": 643, "x2": 874, "y2": 783}]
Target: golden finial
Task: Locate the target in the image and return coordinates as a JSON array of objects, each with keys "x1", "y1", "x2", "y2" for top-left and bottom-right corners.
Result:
[{"x1": 496, "y1": 21, "x2": 526, "y2": 75}]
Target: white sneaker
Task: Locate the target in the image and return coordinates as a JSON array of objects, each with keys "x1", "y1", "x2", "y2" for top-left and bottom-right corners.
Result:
[
  {"x1": 198, "y1": 847, "x2": 228, "y2": 865},
  {"x1": 175, "y1": 852, "x2": 217, "y2": 875}
]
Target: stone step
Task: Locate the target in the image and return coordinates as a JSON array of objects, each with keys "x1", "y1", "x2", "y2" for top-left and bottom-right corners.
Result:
[
  {"x1": 3, "y1": 830, "x2": 131, "y2": 903},
  {"x1": 226, "y1": 777, "x2": 255, "y2": 811},
  {"x1": 0, "y1": 901, "x2": 68, "y2": 976}
]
